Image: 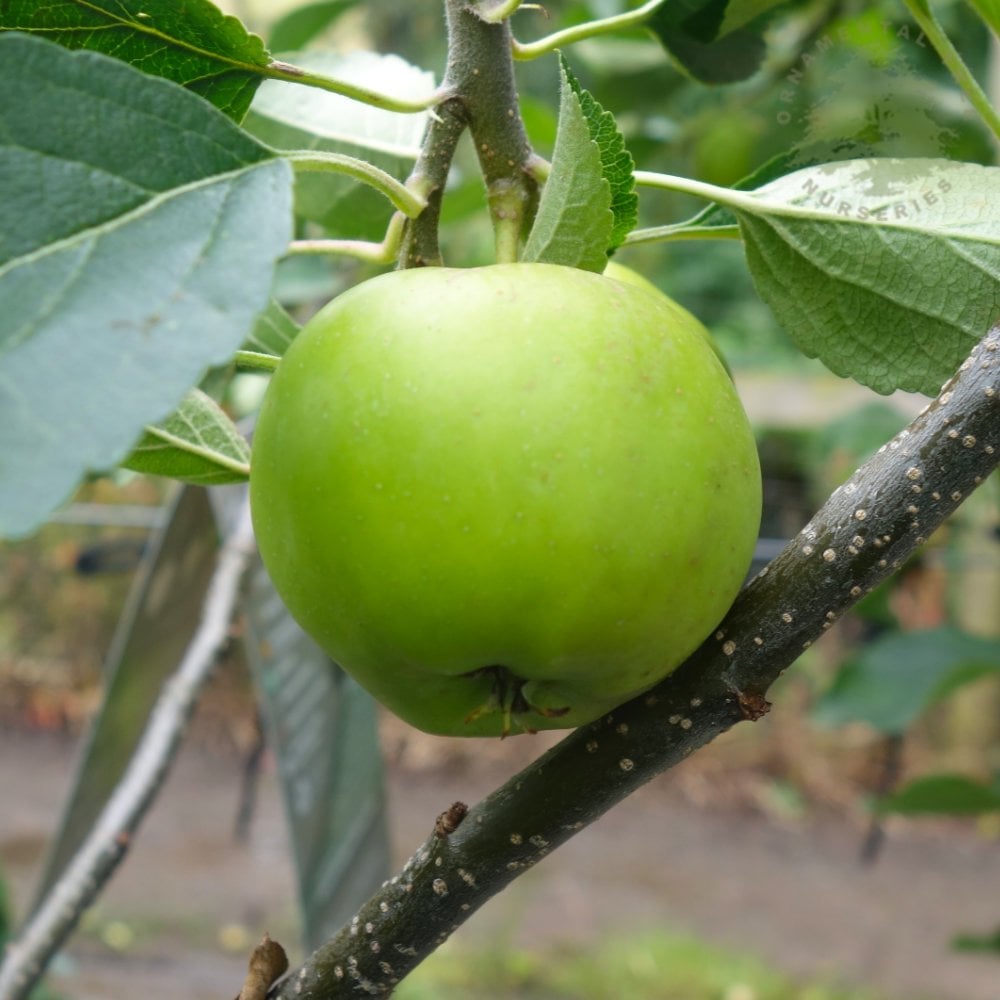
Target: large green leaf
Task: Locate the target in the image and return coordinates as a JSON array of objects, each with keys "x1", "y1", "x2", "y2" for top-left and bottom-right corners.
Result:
[
  {"x1": 0, "y1": 34, "x2": 293, "y2": 539},
  {"x1": 245, "y1": 50, "x2": 432, "y2": 240},
  {"x1": 0, "y1": 0, "x2": 270, "y2": 121},
  {"x1": 733, "y1": 158, "x2": 1000, "y2": 395},
  {"x1": 522, "y1": 57, "x2": 616, "y2": 271},
  {"x1": 814, "y1": 627, "x2": 1000, "y2": 734}
]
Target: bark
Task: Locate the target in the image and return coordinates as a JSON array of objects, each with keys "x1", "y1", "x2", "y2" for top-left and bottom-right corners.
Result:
[{"x1": 269, "y1": 331, "x2": 1000, "y2": 999}]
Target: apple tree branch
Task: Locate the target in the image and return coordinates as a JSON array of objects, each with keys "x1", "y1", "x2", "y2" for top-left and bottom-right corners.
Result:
[{"x1": 270, "y1": 324, "x2": 1000, "y2": 999}]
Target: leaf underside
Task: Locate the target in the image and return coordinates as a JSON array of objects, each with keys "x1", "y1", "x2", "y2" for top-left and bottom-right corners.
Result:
[
  {"x1": 0, "y1": 34, "x2": 293, "y2": 538},
  {"x1": 733, "y1": 158, "x2": 1000, "y2": 395}
]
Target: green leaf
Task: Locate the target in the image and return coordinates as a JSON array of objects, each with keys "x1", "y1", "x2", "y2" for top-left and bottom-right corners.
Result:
[
  {"x1": 270, "y1": 0, "x2": 359, "y2": 52},
  {"x1": 563, "y1": 58, "x2": 637, "y2": 251},
  {"x1": 814, "y1": 627, "x2": 1000, "y2": 734},
  {"x1": 0, "y1": 34, "x2": 293, "y2": 539},
  {"x1": 0, "y1": 0, "x2": 270, "y2": 122},
  {"x1": 244, "y1": 50, "x2": 432, "y2": 240},
  {"x1": 732, "y1": 158, "x2": 1000, "y2": 395},
  {"x1": 879, "y1": 774, "x2": 1000, "y2": 815},
  {"x1": 647, "y1": 0, "x2": 767, "y2": 84},
  {"x1": 122, "y1": 389, "x2": 251, "y2": 485},
  {"x1": 244, "y1": 299, "x2": 301, "y2": 357},
  {"x1": 521, "y1": 57, "x2": 616, "y2": 271}
]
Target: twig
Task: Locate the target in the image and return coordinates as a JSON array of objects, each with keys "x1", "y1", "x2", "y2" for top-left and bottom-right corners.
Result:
[
  {"x1": 398, "y1": 1, "x2": 539, "y2": 267},
  {"x1": 238, "y1": 934, "x2": 290, "y2": 1000},
  {"x1": 0, "y1": 500, "x2": 258, "y2": 1000},
  {"x1": 270, "y1": 325, "x2": 1000, "y2": 998}
]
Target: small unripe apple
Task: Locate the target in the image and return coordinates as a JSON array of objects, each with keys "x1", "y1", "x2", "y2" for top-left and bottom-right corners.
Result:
[{"x1": 250, "y1": 263, "x2": 760, "y2": 736}]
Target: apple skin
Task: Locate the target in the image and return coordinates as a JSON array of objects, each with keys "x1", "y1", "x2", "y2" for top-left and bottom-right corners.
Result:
[
  {"x1": 604, "y1": 260, "x2": 730, "y2": 374},
  {"x1": 250, "y1": 263, "x2": 761, "y2": 736}
]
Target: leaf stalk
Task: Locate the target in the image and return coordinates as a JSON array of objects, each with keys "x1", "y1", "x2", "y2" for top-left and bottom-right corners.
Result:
[
  {"x1": 264, "y1": 60, "x2": 449, "y2": 114},
  {"x1": 511, "y1": 0, "x2": 665, "y2": 60},
  {"x1": 623, "y1": 223, "x2": 742, "y2": 246},
  {"x1": 287, "y1": 152, "x2": 427, "y2": 218}
]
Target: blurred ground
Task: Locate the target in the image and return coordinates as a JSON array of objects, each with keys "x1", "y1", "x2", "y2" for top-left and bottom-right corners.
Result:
[{"x1": 2, "y1": 721, "x2": 999, "y2": 1000}]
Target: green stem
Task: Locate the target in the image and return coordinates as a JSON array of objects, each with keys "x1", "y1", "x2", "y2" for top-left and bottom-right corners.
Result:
[
  {"x1": 624, "y1": 223, "x2": 742, "y2": 246},
  {"x1": 512, "y1": 0, "x2": 664, "y2": 60},
  {"x1": 525, "y1": 153, "x2": 551, "y2": 183},
  {"x1": 287, "y1": 152, "x2": 428, "y2": 217},
  {"x1": 490, "y1": 182, "x2": 526, "y2": 262},
  {"x1": 264, "y1": 60, "x2": 449, "y2": 114},
  {"x1": 634, "y1": 169, "x2": 746, "y2": 204},
  {"x1": 637, "y1": 166, "x2": 1000, "y2": 236},
  {"x1": 287, "y1": 239, "x2": 393, "y2": 264},
  {"x1": 900, "y1": 0, "x2": 1000, "y2": 142},
  {"x1": 286, "y1": 211, "x2": 405, "y2": 264},
  {"x1": 634, "y1": 169, "x2": 837, "y2": 226},
  {"x1": 233, "y1": 350, "x2": 281, "y2": 372}
]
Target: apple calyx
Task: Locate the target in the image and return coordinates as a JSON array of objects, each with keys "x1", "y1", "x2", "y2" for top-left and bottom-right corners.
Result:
[{"x1": 462, "y1": 665, "x2": 570, "y2": 737}]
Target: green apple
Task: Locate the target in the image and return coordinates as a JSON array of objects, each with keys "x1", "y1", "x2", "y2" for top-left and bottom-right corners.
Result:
[
  {"x1": 603, "y1": 260, "x2": 731, "y2": 374},
  {"x1": 250, "y1": 263, "x2": 761, "y2": 737}
]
